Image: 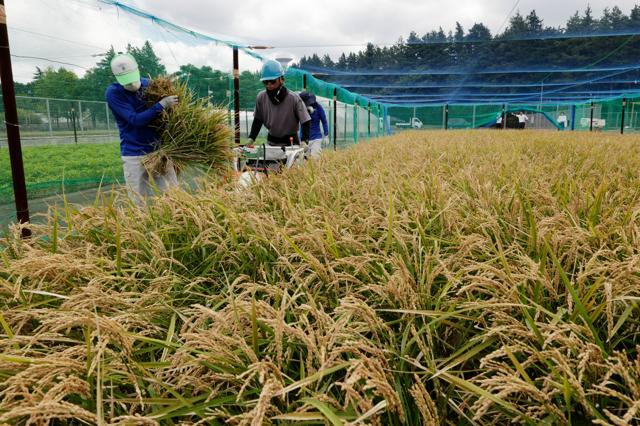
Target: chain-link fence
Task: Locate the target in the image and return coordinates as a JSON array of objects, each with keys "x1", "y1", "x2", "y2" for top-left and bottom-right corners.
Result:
[{"x1": 0, "y1": 96, "x2": 119, "y2": 147}]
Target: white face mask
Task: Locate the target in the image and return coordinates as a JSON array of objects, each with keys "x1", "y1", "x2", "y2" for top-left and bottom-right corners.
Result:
[
  {"x1": 123, "y1": 80, "x2": 141, "y2": 92},
  {"x1": 307, "y1": 106, "x2": 314, "y2": 114}
]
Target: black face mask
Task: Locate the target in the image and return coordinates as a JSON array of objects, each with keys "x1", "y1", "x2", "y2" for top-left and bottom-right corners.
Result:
[{"x1": 267, "y1": 85, "x2": 288, "y2": 105}]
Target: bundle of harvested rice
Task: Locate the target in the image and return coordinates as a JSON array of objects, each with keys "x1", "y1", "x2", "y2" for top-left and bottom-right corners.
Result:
[{"x1": 143, "y1": 76, "x2": 234, "y2": 175}]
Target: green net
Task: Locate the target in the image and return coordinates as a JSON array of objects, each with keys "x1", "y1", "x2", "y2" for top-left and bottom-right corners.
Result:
[{"x1": 385, "y1": 94, "x2": 638, "y2": 132}]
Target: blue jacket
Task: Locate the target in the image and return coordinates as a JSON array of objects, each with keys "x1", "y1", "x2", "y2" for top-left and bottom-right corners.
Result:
[
  {"x1": 300, "y1": 103, "x2": 329, "y2": 141},
  {"x1": 105, "y1": 78, "x2": 164, "y2": 156}
]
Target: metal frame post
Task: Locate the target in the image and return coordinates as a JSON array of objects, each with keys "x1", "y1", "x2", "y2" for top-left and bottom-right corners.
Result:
[
  {"x1": 472, "y1": 105, "x2": 476, "y2": 128},
  {"x1": 333, "y1": 88, "x2": 337, "y2": 151},
  {"x1": 105, "y1": 102, "x2": 110, "y2": 131},
  {"x1": 232, "y1": 47, "x2": 240, "y2": 144},
  {"x1": 303, "y1": 74, "x2": 307, "y2": 91},
  {"x1": 353, "y1": 101, "x2": 358, "y2": 144},
  {"x1": 570, "y1": 105, "x2": 576, "y2": 131},
  {"x1": 502, "y1": 104, "x2": 506, "y2": 129},
  {"x1": 444, "y1": 104, "x2": 449, "y2": 130},
  {"x1": 0, "y1": 0, "x2": 30, "y2": 234},
  {"x1": 45, "y1": 98, "x2": 53, "y2": 136},
  {"x1": 367, "y1": 103, "x2": 371, "y2": 139},
  {"x1": 77, "y1": 100, "x2": 84, "y2": 132},
  {"x1": 71, "y1": 106, "x2": 78, "y2": 144},
  {"x1": 589, "y1": 101, "x2": 594, "y2": 132},
  {"x1": 344, "y1": 103, "x2": 347, "y2": 142},
  {"x1": 621, "y1": 98, "x2": 627, "y2": 134}
]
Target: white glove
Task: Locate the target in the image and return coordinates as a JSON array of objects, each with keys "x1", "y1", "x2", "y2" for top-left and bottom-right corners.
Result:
[
  {"x1": 159, "y1": 95, "x2": 179, "y2": 109},
  {"x1": 301, "y1": 141, "x2": 309, "y2": 152}
]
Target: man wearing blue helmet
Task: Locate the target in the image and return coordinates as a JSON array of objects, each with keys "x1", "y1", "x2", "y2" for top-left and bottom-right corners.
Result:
[{"x1": 247, "y1": 60, "x2": 311, "y2": 148}]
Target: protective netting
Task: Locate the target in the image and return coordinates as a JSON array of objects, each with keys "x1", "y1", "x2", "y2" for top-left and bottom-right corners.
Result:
[{"x1": 384, "y1": 95, "x2": 635, "y2": 132}]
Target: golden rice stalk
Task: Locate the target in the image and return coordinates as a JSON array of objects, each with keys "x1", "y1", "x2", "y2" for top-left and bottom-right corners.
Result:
[{"x1": 143, "y1": 76, "x2": 234, "y2": 175}]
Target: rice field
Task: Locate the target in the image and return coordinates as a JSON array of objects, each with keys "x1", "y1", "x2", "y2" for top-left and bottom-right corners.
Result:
[{"x1": 1, "y1": 130, "x2": 639, "y2": 425}]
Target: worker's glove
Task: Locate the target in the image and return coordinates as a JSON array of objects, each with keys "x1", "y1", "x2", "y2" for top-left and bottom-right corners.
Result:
[
  {"x1": 301, "y1": 141, "x2": 309, "y2": 152},
  {"x1": 246, "y1": 138, "x2": 255, "y2": 146},
  {"x1": 323, "y1": 136, "x2": 329, "y2": 147},
  {"x1": 159, "y1": 95, "x2": 179, "y2": 109}
]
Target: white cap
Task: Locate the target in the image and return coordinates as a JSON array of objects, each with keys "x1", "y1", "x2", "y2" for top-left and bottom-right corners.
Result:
[{"x1": 110, "y1": 53, "x2": 140, "y2": 86}]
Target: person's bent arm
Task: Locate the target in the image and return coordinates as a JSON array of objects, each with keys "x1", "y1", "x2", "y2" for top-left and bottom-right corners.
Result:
[
  {"x1": 107, "y1": 89, "x2": 165, "y2": 127},
  {"x1": 301, "y1": 120, "x2": 311, "y2": 142},
  {"x1": 318, "y1": 105, "x2": 329, "y2": 137},
  {"x1": 248, "y1": 118, "x2": 263, "y2": 141}
]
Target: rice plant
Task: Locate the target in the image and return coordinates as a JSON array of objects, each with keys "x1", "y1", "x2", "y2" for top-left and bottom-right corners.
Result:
[
  {"x1": 1, "y1": 130, "x2": 639, "y2": 425},
  {"x1": 143, "y1": 76, "x2": 234, "y2": 175}
]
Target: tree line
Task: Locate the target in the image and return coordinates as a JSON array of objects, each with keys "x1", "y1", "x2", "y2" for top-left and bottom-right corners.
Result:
[
  {"x1": 14, "y1": 41, "x2": 262, "y2": 110},
  {"x1": 299, "y1": 5, "x2": 640, "y2": 98}
]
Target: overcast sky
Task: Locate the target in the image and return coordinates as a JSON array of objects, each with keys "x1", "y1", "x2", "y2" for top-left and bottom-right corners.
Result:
[{"x1": 6, "y1": 0, "x2": 639, "y2": 83}]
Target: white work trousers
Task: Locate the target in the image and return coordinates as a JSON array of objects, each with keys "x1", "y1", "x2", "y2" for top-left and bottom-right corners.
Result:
[
  {"x1": 121, "y1": 155, "x2": 178, "y2": 205},
  {"x1": 307, "y1": 138, "x2": 323, "y2": 158}
]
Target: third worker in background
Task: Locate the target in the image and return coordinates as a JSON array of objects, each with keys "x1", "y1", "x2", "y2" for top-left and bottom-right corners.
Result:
[
  {"x1": 247, "y1": 60, "x2": 311, "y2": 149},
  {"x1": 299, "y1": 91, "x2": 329, "y2": 158}
]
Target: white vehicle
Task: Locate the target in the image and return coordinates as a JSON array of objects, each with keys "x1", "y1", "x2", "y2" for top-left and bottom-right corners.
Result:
[
  {"x1": 395, "y1": 117, "x2": 423, "y2": 129},
  {"x1": 580, "y1": 117, "x2": 606, "y2": 129},
  {"x1": 232, "y1": 144, "x2": 306, "y2": 188}
]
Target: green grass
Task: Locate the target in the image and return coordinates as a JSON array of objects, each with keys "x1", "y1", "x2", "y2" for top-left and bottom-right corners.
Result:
[{"x1": 0, "y1": 142, "x2": 123, "y2": 203}]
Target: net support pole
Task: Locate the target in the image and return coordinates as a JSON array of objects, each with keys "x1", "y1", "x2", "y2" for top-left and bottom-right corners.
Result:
[
  {"x1": 0, "y1": 1, "x2": 30, "y2": 236},
  {"x1": 71, "y1": 106, "x2": 78, "y2": 144},
  {"x1": 344, "y1": 103, "x2": 347, "y2": 141},
  {"x1": 383, "y1": 106, "x2": 390, "y2": 135},
  {"x1": 570, "y1": 105, "x2": 576, "y2": 131},
  {"x1": 444, "y1": 104, "x2": 449, "y2": 130},
  {"x1": 367, "y1": 102, "x2": 371, "y2": 139},
  {"x1": 621, "y1": 98, "x2": 626, "y2": 135},
  {"x1": 78, "y1": 100, "x2": 84, "y2": 132},
  {"x1": 589, "y1": 101, "x2": 594, "y2": 132},
  {"x1": 105, "y1": 102, "x2": 110, "y2": 131},
  {"x1": 46, "y1": 98, "x2": 53, "y2": 136},
  {"x1": 232, "y1": 47, "x2": 240, "y2": 144},
  {"x1": 472, "y1": 105, "x2": 476, "y2": 128},
  {"x1": 353, "y1": 102, "x2": 358, "y2": 144},
  {"x1": 303, "y1": 74, "x2": 307, "y2": 91},
  {"x1": 333, "y1": 88, "x2": 337, "y2": 151},
  {"x1": 502, "y1": 104, "x2": 506, "y2": 130}
]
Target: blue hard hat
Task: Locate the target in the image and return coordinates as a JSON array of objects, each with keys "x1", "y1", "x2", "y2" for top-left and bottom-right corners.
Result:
[{"x1": 261, "y1": 60, "x2": 284, "y2": 81}]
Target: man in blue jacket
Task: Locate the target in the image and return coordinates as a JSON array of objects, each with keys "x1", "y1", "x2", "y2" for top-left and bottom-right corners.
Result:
[
  {"x1": 298, "y1": 91, "x2": 329, "y2": 158},
  {"x1": 105, "y1": 53, "x2": 178, "y2": 204}
]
